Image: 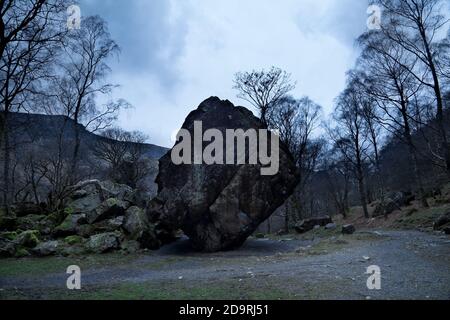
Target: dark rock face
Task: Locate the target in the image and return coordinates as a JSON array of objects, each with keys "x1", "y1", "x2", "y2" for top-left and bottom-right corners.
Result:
[
  {"x1": 294, "y1": 216, "x2": 333, "y2": 234},
  {"x1": 434, "y1": 211, "x2": 450, "y2": 231},
  {"x1": 342, "y1": 224, "x2": 356, "y2": 235},
  {"x1": 147, "y1": 97, "x2": 299, "y2": 252}
]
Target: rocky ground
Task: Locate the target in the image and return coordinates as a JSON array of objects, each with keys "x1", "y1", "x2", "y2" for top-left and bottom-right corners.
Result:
[{"x1": 1, "y1": 229, "x2": 449, "y2": 300}]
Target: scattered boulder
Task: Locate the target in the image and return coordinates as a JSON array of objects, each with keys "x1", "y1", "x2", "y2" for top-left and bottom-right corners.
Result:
[
  {"x1": 67, "y1": 180, "x2": 132, "y2": 214},
  {"x1": 87, "y1": 232, "x2": 120, "y2": 253},
  {"x1": 53, "y1": 214, "x2": 87, "y2": 237},
  {"x1": 0, "y1": 238, "x2": 17, "y2": 257},
  {"x1": 325, "y1": 223, "x2": 337, "y2": 230},
  {"x1": 15, "y1": 230, "x2": 40, "y2": 248},
  {"x1": 443, "y1": 227, "x2": 450, "y2": 235},
  {"x1": 91, "y1": 216, "x2": 124, "y2": 233},
  {"x1": 86, "y1": 198, "x2": 129, "y2": 224},
  {"x1": 294, "y1": 216, "x2": 333, "y2": 234},
  {"x1": 120, "y1": 240, "x2": 141, "y2": 254},
  {"x1": 16, "y1": 214, "x2": 46, "y2": 230},
  {"x1": 373, "y1": 192, "x2": 414, "y2": 217},
  {"x1": 123, "y1": 206, "x2": 159, "y2": 249},
  {"x1": 15, "y1": 248, "x2": 30, "y2": 258},
  {"x1": 342, "y1": 224, "x2": 356, "y2": 235},
  {"x1": 0, "y1": 180, "x2": 156, "y2": 257},
  {"x1": 32, "y1": 241, "x2": 59, "y2": 257},
  {"x1": 433, "y1": 212, "x2": 450, "y2": 231},
  {"x1": 76, "y1": 224, "x2": 95, "y2": 238},
  {"x1": 0, "y1": 231, "x2": 18, "y2": 241},
  {"x1": 64, "y1": 235, "x2": 84, "y2": 246},
  {"x1": 148, "y1": 97, "x2": 299, "y2": 252}
]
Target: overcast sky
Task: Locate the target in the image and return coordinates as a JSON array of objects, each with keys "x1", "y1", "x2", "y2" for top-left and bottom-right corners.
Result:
[{"x1": 79, "y1": 0, "x2": 370, "y2": 147}]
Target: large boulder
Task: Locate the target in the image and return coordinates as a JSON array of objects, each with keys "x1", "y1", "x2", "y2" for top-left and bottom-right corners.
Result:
[
  {"x1": 342, "y1": 224, "x2": 356, "y2": 235},
  {"x1": 53, "y1": 214, "x2": 87, "y2": 237},
  {"x1": 0, "y1": 238, "x2": 17, "y2": 257},
  {"x1": 434, "y1": 211, "x2": 450, "y2": 231},
  {"x1": 123, "y1": 206, "x2": 159, "y2": 249},
  {"x1": 32, "y1": 241, "x2": 59, "y2": 257},
  {"x1": 86, "y1": 198, "x2": 129, "y2": 224},
  {"x1": 147, "y1": 97, "x2": 299, "y2": 252},
  {"x1": 87, "y1": 232, "x2": 120, "y2": 253},
  {"x1": 16, "y1": 214, "x2": 46, "y2": 230},
  {"x1": 92, "y1": 216, "x2": 124, "y2": 233},
  {"x1": 15, "y1": 230, "x2": 40, "y2": 248}
]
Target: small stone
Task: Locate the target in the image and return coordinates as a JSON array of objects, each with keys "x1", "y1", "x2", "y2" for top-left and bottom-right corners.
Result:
[
  {"x1": 342, "y1": 224, "x2": 356, "y2": 235},
  {"x1": 33, "y1": 241, "x2": 59, "y2": 257},
  {"x1": 325, "y1": 223, "x2": 337, "y2": 230}
]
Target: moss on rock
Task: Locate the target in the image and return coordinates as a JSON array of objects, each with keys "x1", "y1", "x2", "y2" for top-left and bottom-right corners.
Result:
[
  {"x1": 0, "y1": 231, "x2": 18, "y2": 241},
  {"x1": 16, "y1": 230, "x2": 40, "y2": 248},
  {"x1": 64, "y1": 235, "x2": 84, "y2": 245}
]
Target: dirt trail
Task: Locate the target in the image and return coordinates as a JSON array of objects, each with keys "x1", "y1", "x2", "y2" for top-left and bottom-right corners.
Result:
[{"x1": 1, "y1": 230, "x2": 449, "y2": 300}]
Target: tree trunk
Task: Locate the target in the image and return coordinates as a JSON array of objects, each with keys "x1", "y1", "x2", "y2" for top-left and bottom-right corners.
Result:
[
  {"x1": 70, "y1": 119, "x2": 81, "y2": 184},
  {"x1": 401, "y1": 102, "x2": 429, "y2": 208},
  {"x1": 1, "y1": 111, "x2": 11, "y2": 215},
  {"x1": 284, "y1": 201, "x2": 290, "y2": 233},
  {"x1": 418, "y1": 26, "x2": 450, "y2": 177},
  {"x1": 357, "y1": 171, "x2": 370, "y2": 219}
]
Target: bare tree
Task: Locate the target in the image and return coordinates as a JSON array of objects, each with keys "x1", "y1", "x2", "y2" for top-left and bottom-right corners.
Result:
[
  {"x1": 0, "y1": 0, "x2": 68, "y2": 213},
  {"x1": 376, "y1": 0, "x2": 450, "y2": 176},
  {"x1": 328, "y1": 82, "x2": 372, "y2": 219},
  {"x1": 323, "y1": 153, "x2": 352, "y2": 219},
  {"x1": 51, "y1": 15, "x2": 128, "y2": 183},
  {"x1": 93, "y1": 127, "x2": 152, "y2": 189},
  {"x1": 357, "y1": 31, "x2": 430, "y2": 207},
  {"x1": 350, "y1": 71, "x2": 386, "y2": 202},
  {"x1": 233, "y1": 67, "x2": 296, "y2": 125},
  {"x1": 269, "y1": 95, "x2": 323, "y2": 230}
]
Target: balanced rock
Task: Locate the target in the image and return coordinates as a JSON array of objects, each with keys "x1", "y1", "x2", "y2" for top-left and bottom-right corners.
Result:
[{"x1": 147, "y1": 97, "x2": 299, "y2": 252}]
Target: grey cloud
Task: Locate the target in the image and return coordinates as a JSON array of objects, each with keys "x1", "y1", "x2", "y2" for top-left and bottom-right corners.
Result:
[{"x1": 79, "y1": 0, "x2": 188, "y2": 89}]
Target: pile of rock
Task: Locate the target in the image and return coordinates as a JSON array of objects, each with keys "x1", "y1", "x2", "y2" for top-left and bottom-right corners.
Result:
[
  {"x1": 294, "y1": 216, "x2": 333, "y2": 234},
  {"x1": 0, "y1": 180, "x2": 163, "y2": 258},
  {"x1": 373, "y1": 191, "x2": 415, "y2": 217},
  {"x1": 293, "y1": 216, "x2": 356, "y2": 235}
]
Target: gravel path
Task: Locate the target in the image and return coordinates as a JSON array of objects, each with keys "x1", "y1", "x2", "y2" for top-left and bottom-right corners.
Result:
[{"x1": 1, "y1": 230, "x2": 449, "y2": 299}]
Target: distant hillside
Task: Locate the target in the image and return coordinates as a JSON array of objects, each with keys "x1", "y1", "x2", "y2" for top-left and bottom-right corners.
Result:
[{"x1": 5, "y1": 112, "x2": 169, "y2": 160}]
